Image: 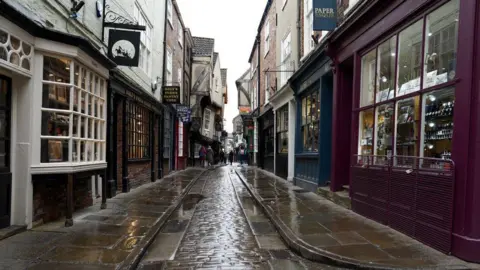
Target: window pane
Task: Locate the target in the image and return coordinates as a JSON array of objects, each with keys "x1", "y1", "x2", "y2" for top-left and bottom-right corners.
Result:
[
  {"x1": 72, "y1": 139, "x2": 79, "y2": 162},
  {"x1": 360, "y1": 49, "x2": 376, "y2": 107},
  {"x1": 74, "y1": 64, "x2": 80, "y2": 87},
  {"x1": 358, "y1": 109, "x2": 374, "y2": 155},
  {"x1": 376, "y1": 37, "x2": 396, "y2": 102},
  {"x1": 73, "y1": 114, "x2": 80, "y2": 138},
  {"x1": 42, "y1": 84, "x2": 70, "y2": 110},
  {"x1": 397, "y1": 20, "x2": 423, "y2": 97},
  {"x1": 306, "y1": 94, "x2": 312, "y2": 124},
  {"x1": 375, "y1": 104, "x2": 394, "y2": 162},
  {"x1": 277, "y1": 132, "x2": 288, "y2": 153},
  {"x1": 422, "y1": 87, "x2": 454, "y2": 161},
  {"x1": 41, "y1": 139, "x2": 68, "y2": 163},
  {"x1": 302, "y1": 97, "x2": 306, "y2": 125},
  {"x1": 311, "y1": 92, "x2": 319, "y2": 122},
  {"x1": 43, "y1": 56, "x2": 71, "y2": 83},
  {"x1": 395, "y1": 96, "x2": 420, "y2": 157},
  {"x1": 41, "y1": 112, "x2": 70, "y2": 136},
  {"x1": 424, "y1": 0, "x2": 459, "y2": 88}
]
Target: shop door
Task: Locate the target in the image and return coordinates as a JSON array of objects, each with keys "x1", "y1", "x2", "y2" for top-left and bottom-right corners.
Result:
[{"x1": 0, "y1": 76, "x2": 11, "y2": 229}]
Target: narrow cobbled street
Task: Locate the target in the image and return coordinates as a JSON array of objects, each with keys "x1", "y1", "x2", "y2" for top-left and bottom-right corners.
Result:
[{"x1": 139, "y1": 166, "x2": 338, "y2": 270}]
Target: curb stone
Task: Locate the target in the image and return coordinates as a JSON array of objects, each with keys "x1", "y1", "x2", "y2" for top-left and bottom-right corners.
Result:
[
  {"x1": 118, "y1": 169, "x2": 208, "y2": 270},
  {"x1": 233, "y1": 168, "x2": 460, "y2": 270}
]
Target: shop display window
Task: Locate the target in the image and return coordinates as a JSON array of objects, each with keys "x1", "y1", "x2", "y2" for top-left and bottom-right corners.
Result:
[
  {"x1": 360, "y1": 50, "x2": 376, "y2": 107},
  {"x1": 424, "y1": 0, "x2": 459, "y2": 88},
  {"x1": 374, "y1": 104, "x2": 394, "y2": 164},
  {"x1": 127, "y1": 102, "x2": 150, "y2": 160},
  {"x1": 355, "y1": 0, "x2": 459, "y2": 169},
  {"x1": 276, "y1": 105, "x2": 289, "y2": 153},
  {"x1": 421, "y1": 87, "x2": 454, "y2": 164},
  {"x1": 395, "y1": 96, "x2": 420, "y2": 159},
  {"x1": 376, "y1": 37, "x2": 396, "y2": 102},
  {"x1": 358, "y1": 109, "x2": 374, "y2": 156},
  {"x1": 301, "y1": 90, "x2": 320, "y2": 152},
  {"x1": 397, "y1": 20, "x2": 423, "y2": 97},
  {"x1": 40, "y1": 55, "x2": 106, "y2": 163}
]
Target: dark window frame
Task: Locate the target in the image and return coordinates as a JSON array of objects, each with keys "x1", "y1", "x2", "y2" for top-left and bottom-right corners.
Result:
[
  {"x1": 127, "y1": 102, "x2": 151, "y2": 161},
  {"x1": 276, "y1": 105, "x2": 288, "y2": 154}
]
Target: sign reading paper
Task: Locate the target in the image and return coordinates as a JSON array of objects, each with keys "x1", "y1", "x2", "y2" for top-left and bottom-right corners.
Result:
[
  {"x1": 162, "y1": 86, "x2": 180, "y2": 104},
  {"x1": 313, "y1": 0, "x2": 337, "y2": 31}
]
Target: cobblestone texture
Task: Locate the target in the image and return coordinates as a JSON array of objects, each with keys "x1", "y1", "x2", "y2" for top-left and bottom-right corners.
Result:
[{"x1": 140, "y1": 166, "x2": 340, "y2": 270}]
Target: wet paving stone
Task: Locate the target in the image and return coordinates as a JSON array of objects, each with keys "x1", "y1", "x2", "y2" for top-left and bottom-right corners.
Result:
[
  {"x1": 42, "y1": 246, "x2": 131, "y2": 264},
  {"x1": 27, "y1": 262, "x2": 115, "y2": 270},
  {"x1": 58, "y1": 233, "x2": 121, "y2": 248},
  {"x1": 139, "y1": 167, "x2": 343, "y2": 270}
]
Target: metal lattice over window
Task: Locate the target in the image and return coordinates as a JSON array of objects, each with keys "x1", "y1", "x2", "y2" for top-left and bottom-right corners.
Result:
[
  {"x1": 0, "y1": 28, "x2": 33, "y2": 72},
  {"x1": 40, "y1": 56, "x2": 106, "y2": 163},
  {"x1": 127, "y1": 103, "x2": 150, "y2": 160}
]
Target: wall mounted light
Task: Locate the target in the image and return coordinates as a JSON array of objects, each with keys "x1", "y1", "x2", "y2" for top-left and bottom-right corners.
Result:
[
  {"x1": 70, "y1": 0, "x2": 85, "y2": 18},
  {"x1": 151, "y1": 76, "x2": 161, "y2": 93}
]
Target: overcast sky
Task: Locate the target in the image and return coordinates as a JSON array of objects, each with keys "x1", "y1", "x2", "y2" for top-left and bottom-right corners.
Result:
[{"x1": 176, "y1": 0, "x2": 267, "y2": 133}]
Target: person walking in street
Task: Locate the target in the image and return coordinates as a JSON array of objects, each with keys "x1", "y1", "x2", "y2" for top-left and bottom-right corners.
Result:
[
  {"x1": 219, "y1": 149, "x2": 225, "y2": 164},
  {"x1": 228, "y1": 150, "x2": 234, "y2": 165},
  {"x1": 199, "y1": 145, "x2": 207, "y2": 168},
  {"x1": 206, "y1": 146, "x2": 214, "y2": 167},
  {"x1": 239, "y1": 145, "x2": 246, "y2": 165}
]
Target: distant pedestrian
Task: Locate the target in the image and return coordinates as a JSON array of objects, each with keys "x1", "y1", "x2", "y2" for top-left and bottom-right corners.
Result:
[
  {"x1": 228, "y1": 150, "x2": 234, "y2": 165},
  {"x1": 199, "y1": 145, "x2": 207, "y2": 168},
  {"x1": 219, "y1": 149, "x2": 225, "y2": 164},
  {"x1": 206, "y1": 146, "x2": 214, "y2": 167},
  {"x1": 239, "y1": 146, "x2": 246, "y2": 165}
]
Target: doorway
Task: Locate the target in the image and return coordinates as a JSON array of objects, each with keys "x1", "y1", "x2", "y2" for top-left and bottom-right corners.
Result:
[{"x1": 0, "y1": 75, "x2": 12, "y2": 229}]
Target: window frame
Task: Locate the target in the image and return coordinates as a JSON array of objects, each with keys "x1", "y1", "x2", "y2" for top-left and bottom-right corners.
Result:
[
  {"x1": 276, "y1": 105, "x2": 289, "y2": 154},
  {"x1": 264, "y1": 19, "x2": 270, "y2": 57},
  {"x1": 167, "y1": 0, "x2": 173, "y2": 27},
  {"x1": 265, "y1": 73, "x2": 270, "y2": 104},
  {"x1": 304, "y1": 0, "x2": 314, "y2": 54},
  {"x1": 40, "y1": 55, "x2": 107, "y2": 164},
  {"x1": 166, "y1": 47, "x2": 173, "y2": 84},
  {"x1": 134, "y1": 4, "x2": 152, "y2": 76},
  {"x1": 127, "y1": 102, "x2": 151, "y2": 161},
  {"x1": 355, "y1": 0, "x2": 459, "y2": 162},
  {"x1": 281, "y1": 32, "x2": 292, "y2": 86},
  {"x1": 300, "y1": 89, "x2": 320, "y2": 153},
  {"x1": 178, "y1": 21, "x2": 183, "y2": 47}
]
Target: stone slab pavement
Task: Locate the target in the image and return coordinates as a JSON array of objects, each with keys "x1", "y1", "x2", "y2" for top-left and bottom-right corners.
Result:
[
  {"x1": 0, "y1": 168, "x2": 206, "y2": 270},
  {"x1": 138, "y1": 166, "x2": 341, "y2": 270},
  {"x1": 235, "y1": 166, "x2": 479, "y2": 270}
]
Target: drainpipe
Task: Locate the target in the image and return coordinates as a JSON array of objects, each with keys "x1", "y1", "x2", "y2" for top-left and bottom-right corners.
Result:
[
  {"x1": 297, "y1": 0, "x2": 302, "y2": 64},
  {"x1": 159, "y1": 0, "x2": 169, "y2": 178}
]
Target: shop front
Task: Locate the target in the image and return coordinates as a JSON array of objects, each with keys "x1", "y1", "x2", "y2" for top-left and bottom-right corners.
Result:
[
  {"x1": 290, "y1": 51, "x2": 333, "y2": 192},
  {"x1": 328, "y1": 0, "x2": 480, "y2": 262},
  {"x1": 258, "y1": 108, "x2": 274, "y2": 173},
  {"x1": 109, "y1": 70, "x2": 162, "y2": 194},
  {"x1": 269, "y1": 85, "x2": 295, "y2": 180}
]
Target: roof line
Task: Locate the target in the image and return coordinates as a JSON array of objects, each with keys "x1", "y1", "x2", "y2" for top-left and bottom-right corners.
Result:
[{"x1": 248, "y1": 0, "x2": 273, "y2": 63}]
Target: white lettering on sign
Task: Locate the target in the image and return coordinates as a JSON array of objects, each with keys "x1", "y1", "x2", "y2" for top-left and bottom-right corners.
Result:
[{"x1": 315, "y1": 8, "x2": 335, "y2": 18}]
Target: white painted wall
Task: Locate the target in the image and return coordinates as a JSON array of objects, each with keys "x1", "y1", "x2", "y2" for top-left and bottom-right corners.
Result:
[
  {"x1": 211, "y1": 55, "x2": 223, "y2": 108},
  {"x1": 345, "y1": 0, "x2": 361, "y2": 15}
]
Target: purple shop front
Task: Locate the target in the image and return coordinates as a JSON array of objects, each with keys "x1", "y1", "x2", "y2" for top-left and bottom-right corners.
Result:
[{"x1": 327, "y1": 0, "x2": 480, "y2": 263}]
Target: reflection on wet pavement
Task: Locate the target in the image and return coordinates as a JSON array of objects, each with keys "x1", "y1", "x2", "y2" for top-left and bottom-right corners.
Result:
[
  {"x1": 236, "y1": 166, "x2": 473, "y2": 269},
  {"x1": 0, "y1": 169, "x2": 204, "y2": 270},
  {"x1": 139, "y1": 167, "x2": 340, "y2": 270}
]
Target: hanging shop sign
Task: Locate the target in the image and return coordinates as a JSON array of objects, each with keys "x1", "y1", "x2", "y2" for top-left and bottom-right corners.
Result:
[
  {"x1": 162, "y1": 86, "x2": 181, "y2": 104},
  {"x1": 313, "y1": 0, "x2": 337, "y2": 31},
  {"x1": 108, "y1": 29, "x2": 141, "y2": 66},
  {"x1": 176, "y1": 105, "x2": 191, "y2": 122},
  {"x1": 239, "y1": 106, "x2": 251, "y2": 115}
]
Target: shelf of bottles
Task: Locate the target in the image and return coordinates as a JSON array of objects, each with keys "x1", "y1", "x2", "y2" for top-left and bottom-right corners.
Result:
[{"x1": 422, "y1": 88, "x2": 454, "y2": 169}]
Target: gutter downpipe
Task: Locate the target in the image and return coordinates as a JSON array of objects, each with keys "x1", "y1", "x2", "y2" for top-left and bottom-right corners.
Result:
[
  {"x1": 297, "y1": 0, "x2": 302, "y2": 65},
  {"x1": 255, "y1": 35, "x2": 261, "y2": 166},
  {"x1": 159, "y1": 0, "x2": 168, "y2": 179}
]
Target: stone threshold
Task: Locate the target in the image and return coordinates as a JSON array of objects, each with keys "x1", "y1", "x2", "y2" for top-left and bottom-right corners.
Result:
[{"x1": 0, "y1": 225, "x2": 27, "y2": 241}]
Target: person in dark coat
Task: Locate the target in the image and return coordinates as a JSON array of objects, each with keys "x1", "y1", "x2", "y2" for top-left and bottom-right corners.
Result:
[{"x1": 228, "y1": 150, "x2": 234, "y2": 165}]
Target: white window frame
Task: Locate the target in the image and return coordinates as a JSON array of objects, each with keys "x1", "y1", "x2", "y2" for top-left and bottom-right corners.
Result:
[
  {"x1": 167, "y1": 0, "x2": 173, "y2": 27},
  {"x1": 265, "y1": 73, "x2": 270, "y2": 104},
  {"x1": 264, "y1": 19, "x2": 270, "y2": 57},
  {"x1": 178, "y1": 122, "x2": 184, "y2": 157},
  {"x1": 166, "y1": 47, "x2": 173, "y2": 84},
  {"x1": 178, "y1": 22, "x2": 183, "y2": 47},
  {"x1": 177, "y1": 67, "x2": 182, "y2": 99},
  {"x1": 304, "y1": 0, "x2": 314, "y2": 55},
  {"x1": 204, "y1": 108, "x2": 211, "y2": 136},
  {"x1": 41, "y1": 55, "x2": 107, "y2": 164},
  {"x1": 215, "y1": 78, "x2": 219, "y2": 92},
  {"x1": 281, "y1": 32, "x2": 292, "y2": 86},
  {"x1": 134, "y1": 4, "x2": 152, "y2": 76}
]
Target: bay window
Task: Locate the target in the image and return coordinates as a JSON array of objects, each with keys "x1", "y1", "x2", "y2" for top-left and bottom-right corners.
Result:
[
  {"x1": 41, "y1": 56, "x2": 106, "y2": 163},
  {"x1": 356, "y1": 0, "x2": 459, "y2": 167},
  {"x1": 301, "y1": 90, "x2": 320, "y2": 152},
  {"x1": 127, "y1": 103, "x2": 150, "y2": 160},
  {"x1": 276, "y1": 105, "x2": 288, "y2": 153}
]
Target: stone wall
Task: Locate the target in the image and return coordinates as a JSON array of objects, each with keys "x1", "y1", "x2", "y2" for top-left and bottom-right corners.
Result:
[{"x1": 128, "y1": 161, "x2": 151, "y2": 188}]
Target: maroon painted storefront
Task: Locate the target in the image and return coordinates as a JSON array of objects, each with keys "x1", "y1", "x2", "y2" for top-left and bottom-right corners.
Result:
[{"x1": 328, "y1": 0, "x2": 480, "y2": 263}]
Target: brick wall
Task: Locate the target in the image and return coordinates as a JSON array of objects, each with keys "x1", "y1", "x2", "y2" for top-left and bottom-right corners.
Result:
[
  {"x1": 128, "y1": 162, "x2": 151, "y2": 188},
  {"x1": 116, "y1": 100, "x2": 123, "y2": 191},
  {"x1": 260, "y1": 0, "x2": 277, "y2": 108},
  {"x1": 33, "y1": 176, "x2": 92, "y2": 224},
  {"x1": 165, "y1": 2, "x2": 185, "y2": 86}
]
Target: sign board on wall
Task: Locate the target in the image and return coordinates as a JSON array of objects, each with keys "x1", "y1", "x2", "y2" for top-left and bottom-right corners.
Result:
[
  {"x1": 176, "y1": 105, "x2": 191, "y2": 122},
  {"x1": 108, "y1": 30, "x2": 141, "y2": 66},
  {"x1": 239, "y1": 106, "x2": 251, "y2": 115},
  {"x1": 162, "y1": 86, "x2": 181, "y2": 104},
  {"x1": 313, "y1": 0, "x2": 337, "y2": 31}
]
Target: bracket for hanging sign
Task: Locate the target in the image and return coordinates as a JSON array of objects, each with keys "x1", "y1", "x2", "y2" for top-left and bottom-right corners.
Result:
[{"x1": 103, "y1": 4, "x2": 146, "y2": 31}]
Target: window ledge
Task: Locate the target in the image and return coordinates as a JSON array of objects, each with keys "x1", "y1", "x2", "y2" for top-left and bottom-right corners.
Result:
[
  {"x1": 31, "y1": 162, "x2": 107, "y2": 175},
  {"x1": 128, "y1": 158, "x2": 151, "y2": 163},
  {"x1": 295, "y1": 153, "x2": 319, "y2": 158}
]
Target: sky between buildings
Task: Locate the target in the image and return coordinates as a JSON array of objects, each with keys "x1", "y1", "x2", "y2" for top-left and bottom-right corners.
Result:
[{"x1": 176, "y1": 0, "x2": 268, "y2": 133}]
